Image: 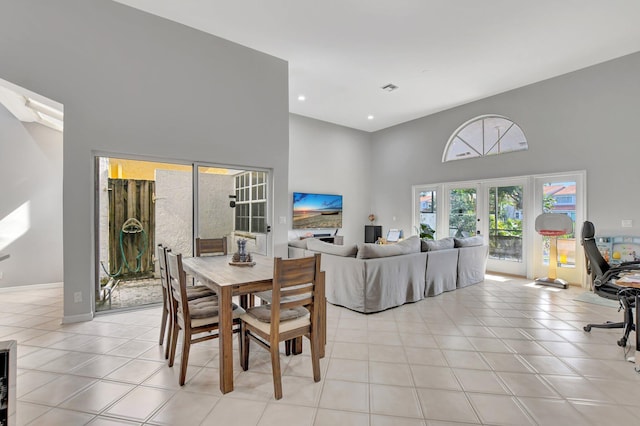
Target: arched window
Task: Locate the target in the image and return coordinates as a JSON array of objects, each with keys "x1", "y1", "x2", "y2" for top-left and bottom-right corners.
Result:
[{"x1": 442, "y1": 115, "x2": 528, "y2": 162}]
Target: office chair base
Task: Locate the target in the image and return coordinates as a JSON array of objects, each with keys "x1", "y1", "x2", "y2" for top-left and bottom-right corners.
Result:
[{"x1": 535, "y1": 277, "x2": 568, "y2": 289}]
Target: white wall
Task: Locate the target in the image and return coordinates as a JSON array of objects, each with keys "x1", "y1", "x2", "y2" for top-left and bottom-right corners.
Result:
[
  {"x1": 0, "y1": 0, "x2": 289, "y2": 322},
  {"x1": 370, "y1": 52, "x2": 640, "y2": 238},
  {"x1": 289, "y1": 114, "x2": 372, "y2": 245},
  {"x1": 0, "y1": 106, "x2": 63, "y2": 286}
]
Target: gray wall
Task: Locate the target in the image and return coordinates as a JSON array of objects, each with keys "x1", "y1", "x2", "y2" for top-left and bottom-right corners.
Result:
[
  {"x1": 0, "y1": 0, "x2": 289, "y2": 322},
  {"x1": 0, "y1": 106, "x2": 63, "y2": 286},
  {"x1": 370, "y1": 52, "x2": 640, "y2": 238},
  {"x1": 289, "y1": 114, "x2": 372, "y2": 245}
]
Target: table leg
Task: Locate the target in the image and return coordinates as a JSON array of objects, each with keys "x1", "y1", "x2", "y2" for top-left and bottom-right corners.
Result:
[{"x1": 218, "y1": 286, "x2": 234, "y2": 394}]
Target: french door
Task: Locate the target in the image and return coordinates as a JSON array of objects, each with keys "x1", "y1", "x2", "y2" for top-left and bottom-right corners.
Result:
[
  {"x1": 443, "y1": 178, "x2": 528, "y2": 276},
  {"x1": 414, "y1": 171, "x2": 585, "y2": 283}
]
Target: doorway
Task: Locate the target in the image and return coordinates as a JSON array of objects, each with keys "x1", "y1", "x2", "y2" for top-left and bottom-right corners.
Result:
[
  {"x1": 95, "y1": 157, "x2": 271, "y2": 312},
  {"x1": 413, "y1": 171, "x2": 585, "y2": 283}
]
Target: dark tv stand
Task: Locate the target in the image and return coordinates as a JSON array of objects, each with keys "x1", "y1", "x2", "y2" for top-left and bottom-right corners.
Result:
[{"x1": 300, "y1": 235, "x2": 344, "y2": 245}]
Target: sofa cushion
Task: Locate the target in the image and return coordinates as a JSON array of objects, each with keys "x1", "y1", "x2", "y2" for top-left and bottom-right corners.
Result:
[
  {"x1": 357, "y1": 235, "x2": 420, "y2": 259},
  {"x1": 288, "y1": 239, "x2": 308, "y2": 249},
  {"x1": 306, "y1": 238, "x2": 358, "y2": 257},
  {"x1": 424, "y1": 237, "x2": 455, "y2": 251},
  {"x1": 454, "y1": 236, "x2": 484, "y2": 248}
]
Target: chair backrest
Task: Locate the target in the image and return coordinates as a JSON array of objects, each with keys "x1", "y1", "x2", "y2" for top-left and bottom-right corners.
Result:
[
  {"x1": 195, "y1": 237, "x2": 227, "y2": 257},
  {"x1": 157, "y1": 244, "x2": 170, "y2": 291},
  {"x1": 581, "y1": 221, "x2": 610, "y2": 285},
  {"x1": 166, "y1": 252, "x2": 189, "y2": 325},
  {"x1": 270, "y1": 253, "x2": 322, "y2": 334}
]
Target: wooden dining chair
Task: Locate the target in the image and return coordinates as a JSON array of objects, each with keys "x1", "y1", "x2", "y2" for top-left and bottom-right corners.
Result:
[
  {"x1": 157, "y1": 244, "x2": 215, "y2": 359},
  {"x1": 239, "y1": 253, "x2": 324, "y2": 399},
  {"x1": 166, "y1": 251, "x2": 244, "y2": 385},
  {"x1": 195, "y1": 237, "x2": 227, "y2": 257}
]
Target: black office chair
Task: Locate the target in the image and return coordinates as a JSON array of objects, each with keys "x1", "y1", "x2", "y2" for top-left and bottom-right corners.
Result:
[{"x1": 581, "y1": 221, "x2": 639, "y2": 347}]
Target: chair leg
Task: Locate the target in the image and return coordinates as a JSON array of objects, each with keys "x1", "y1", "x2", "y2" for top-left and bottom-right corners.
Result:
[
  {"x1": 270, "y1": 343, "x2": 283, "y2": 400},
  {"x1": 179, "y1": 332, "x2": 191, "y2": 386},
  {"x1": 168, "y1": 322, "x2": 180, "y2": 367},
  {"x1": 619, "y1": 304, "x2": 634, "y2": 347},
  {"x1": 309, "y1": 333, "x2": 321, "y2": 383},
  {"x1": 159, "y1": 299, "x2": 168, "y2": 345},
  {"x1": 285, "y1": 339, "x2": 291, "y2": 356},
  {"x1": 240, "y1": 323, "x2": 250, "y2": 371},
  {"x1": 164, "y1": 318, "x2": 172, "y2": 360}
]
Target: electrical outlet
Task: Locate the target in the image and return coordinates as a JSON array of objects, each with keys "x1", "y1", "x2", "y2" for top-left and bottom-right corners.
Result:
[
  {"x1": 279, "y1": 216, "x2": 286, "y2": 224},
  {"x1": 622, "y1": 219, "x2": 633, "y2": 228},
  {"x1": 74, "y1": 292, "x2": 82, "y2": 303},
  {"x1": 0, "y1": 271, "x2": 3, "y2": 280}
]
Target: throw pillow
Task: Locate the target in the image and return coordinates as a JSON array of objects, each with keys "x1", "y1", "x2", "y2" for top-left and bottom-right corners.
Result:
[
  {"x1": 357, "y1": 235, "x2": 421, "y2": 259},
  {"x1": 424, "y1": 237, "x2": 455, "y2": 251},
  {"x1": 454, "y1": 236, "x2": 484, "y2": 248},
  {"x1": 306, "y1": 238, "x2": 358, "y2": 257}
]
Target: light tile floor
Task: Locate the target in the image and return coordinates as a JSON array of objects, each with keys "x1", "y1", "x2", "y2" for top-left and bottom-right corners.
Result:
[{"x1": 2, "y1": 276, "x2": 640, "y2": 425}]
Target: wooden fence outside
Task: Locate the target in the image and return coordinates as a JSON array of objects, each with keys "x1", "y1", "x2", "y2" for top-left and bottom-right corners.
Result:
[{"x1": 107, "y1": 179, "x2": 155, "y2": 278}]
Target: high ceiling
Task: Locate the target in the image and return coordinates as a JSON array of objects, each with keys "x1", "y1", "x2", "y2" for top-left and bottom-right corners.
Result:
[{"x1": 114, "y1": 0, "x2": 640, "y2": 132}]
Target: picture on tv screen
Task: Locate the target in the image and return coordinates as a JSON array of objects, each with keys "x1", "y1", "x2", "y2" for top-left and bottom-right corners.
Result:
[{"x1": 292, "y1": 192, "x2": 343, "y2": 229}]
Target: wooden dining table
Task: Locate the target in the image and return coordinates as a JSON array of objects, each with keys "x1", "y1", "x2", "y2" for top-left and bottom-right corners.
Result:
[{"x1": 182, "y1": 253, "x2": 325, "y2": 394}]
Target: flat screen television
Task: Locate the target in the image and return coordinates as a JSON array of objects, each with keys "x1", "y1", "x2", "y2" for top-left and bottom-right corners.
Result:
[{"x1": 292, "y1": 192, "x2": 343, "y2": 229}]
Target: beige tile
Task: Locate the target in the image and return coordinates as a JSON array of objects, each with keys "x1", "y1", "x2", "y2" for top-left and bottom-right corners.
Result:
[
  {"x1": 370, "y1": 384, "x2": 422, "y2": 418},
  {"x1": 542, "y1": 375, "x2": 613, "y2": 402},
  {"x1": 411, "y1": 365, "x2": 461, "y2": 390},
  {"x1": 104, "y1": 386, "x2": 175, "y2": 422},
  {"x1": 481, "y1": 353, "x2": 533, "y2": 373},
  {"x1": 26, "y1": 407, "x2": 95, "y2": 426},
  {"x1": 319, "y1": 379, "x2": 369, "y2": 412},
  {"x1": 16, "y1": 370, "x2": 61, "y2": 398},
  {"x1": 40, "y1": 351, "x2": 98, "y2": 373},
  {"x1": 20, "y1": 374, "x2": 96, "y2": 406},
  {"x1": 434, "y1": 335, "x2": 471, "y2": 351},
  {"x1": 442, "y1": 350, "x2": 490, "y2": 370},
  {"x1": 369, "y1": 361, "x2": 413, "y2": 386},
  {"x1": 60, "y1": 380, "x2": 134, "y2": 414},
  {"x1": 517, "y1": 397, "x2": 588, "y2": 424},
  {"x1": 405, "y1": 347, "x2": 447, "y2": 366},
  {"x1": 326, "y1": 358, "x2": 368, "y2": 382},
  {"x1": 371, "y1": 414, "x2": 426, "y2": 426},
  {"x1": 273, "y1": 375, "x2": 324, "y2": 406},
  {"x1": 313, "y1": 408, "x2": 369, "y2": 426},
  {"x1": 519, "y1": 354, "x2": 578, "y2": 375},
  {"x1": 87, "y1": 417, "x2": 142, "y2": 425},
  {"x1": 570, "y1": 400, "x2": 640, "y2": 424},
  {"x1": 201, "y1": 397, "x2": 266, "y2": 426},
  {"x1": 368, "y1": 343, "x2": 406, "y2": 363},
  {"x1": 180, "y1": 366, "x2": 224, "y2": 396},
  {"x1": 15, "y1": 401, "x2": 51, "y2": 426},
  {"x1": 453, "y1": 369, "x2": 509, "y2": 394},
  {"x1": 416, "y1": 388, "x2": 479, "y2": 423},
  {"x1": 257, "y1": 403, "x2": 315, "y2": 426},
  {"x1": 331, "y1": 341, "x2": 368, "y2": 360},
  {"x1": 70, "y1": 354, "x2": 133, "y2": 378},
  {"x1": 496, "y1": 372, "x2": 561, "y2": 398},
  {"x1": 105, "y1": 359, "x2": 164, "y2": 384},
  {"x1": 149, "y1": 390, "x2": 219, "y2": 426},
  {"x1": 467, "y1": 393, "x2": 535, "y2": 425}
]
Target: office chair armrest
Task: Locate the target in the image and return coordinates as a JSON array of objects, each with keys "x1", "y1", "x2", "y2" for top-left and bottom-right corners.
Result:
[{"x1": 597, "y1": 264, "x2": 640, "y2": 286}]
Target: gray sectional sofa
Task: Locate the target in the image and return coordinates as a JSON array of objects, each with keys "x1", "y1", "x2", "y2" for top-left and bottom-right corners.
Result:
[{"x1": 288, "y1": 235, "x2": 488, "y2": 313}]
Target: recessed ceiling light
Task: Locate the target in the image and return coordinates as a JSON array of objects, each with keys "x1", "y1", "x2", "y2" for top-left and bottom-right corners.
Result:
[
  {"x1": 367, "y1": 115, "x2": 374, "y2": 120},
  {"x1": 297, "y1": 94, "x2": 306, "y2": 101}
]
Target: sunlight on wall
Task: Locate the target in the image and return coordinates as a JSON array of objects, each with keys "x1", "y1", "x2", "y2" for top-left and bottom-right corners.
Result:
[{"x1": 0, "y1": 201, "x2": 30, "y2": 251}]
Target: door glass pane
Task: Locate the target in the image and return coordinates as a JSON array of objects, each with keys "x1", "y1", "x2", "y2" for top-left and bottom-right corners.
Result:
[
  {"x1": 96, "y1": 157, "x2": 191, "y2": 313},
  {"x1": 418, "y1": 190, "x2": 437, "y2": 239},
  {"x1": 449, "y1": 188, "x2": 477, "y2": 237},
  {"x1": 197, "y1": 166, "x2": 235, "y2": 250},
  {"x1": 542, "y1": 181, "x2": 576, "y2": 268},
  {"x1": 488, "y1": 185, "x2": 523, "y2": 262}
]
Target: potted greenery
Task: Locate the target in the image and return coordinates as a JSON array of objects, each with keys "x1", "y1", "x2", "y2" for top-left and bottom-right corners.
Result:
[{"x1": 417, "y1": 223, "x2": 435, "y2": 240}]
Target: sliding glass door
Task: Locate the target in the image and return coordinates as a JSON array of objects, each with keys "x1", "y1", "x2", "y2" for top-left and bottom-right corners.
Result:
[{"x1": 96, "y1": 157, "x2": 271, "y2": 313}]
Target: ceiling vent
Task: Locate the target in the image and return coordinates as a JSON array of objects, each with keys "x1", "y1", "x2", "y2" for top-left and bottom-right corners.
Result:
[{"x1": 381, "y1": 83, "x2": 398, "y2": 92}]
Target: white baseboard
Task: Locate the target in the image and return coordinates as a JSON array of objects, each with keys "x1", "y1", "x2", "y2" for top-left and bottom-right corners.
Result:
[
  {"x1": 62, "y1": 312, "x2": 94, "y2": 324},
  {"x1": 0, "y1": 282, "x2": 63, "y2": 292}
]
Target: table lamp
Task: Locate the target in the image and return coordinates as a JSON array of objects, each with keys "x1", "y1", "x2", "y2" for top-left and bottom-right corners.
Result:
[{"x1": 535, "y1": 213, "x2": 573, "y2": 289}]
